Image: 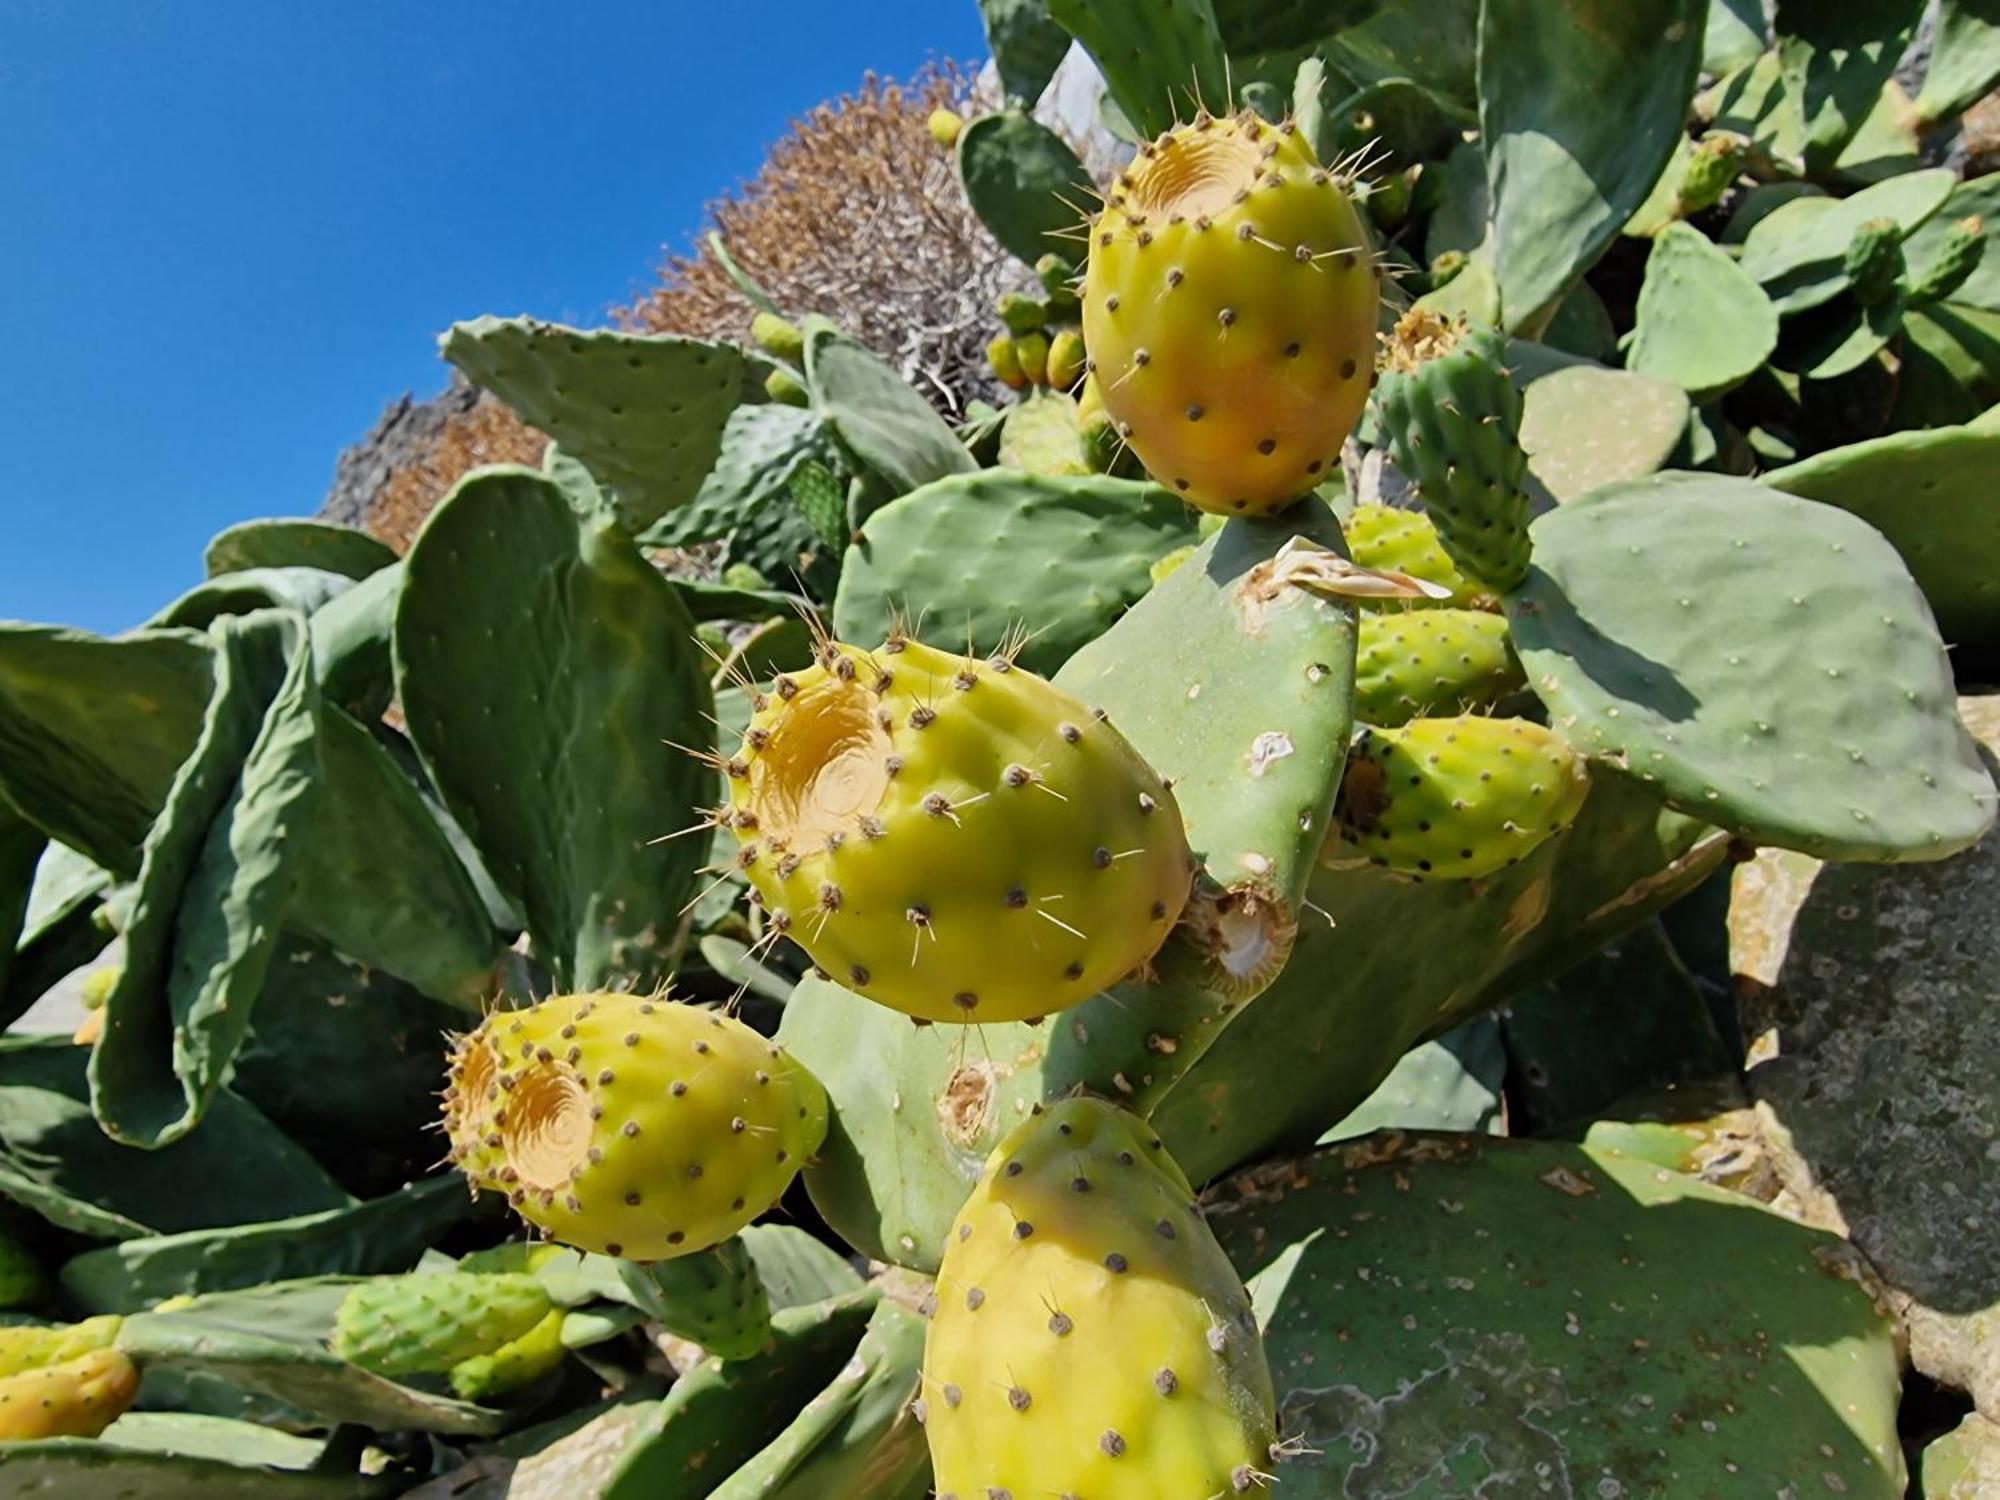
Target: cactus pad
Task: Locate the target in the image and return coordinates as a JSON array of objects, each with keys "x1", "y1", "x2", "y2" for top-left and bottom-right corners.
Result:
[
  {"x1": 1336, "y1": 715, "x2": 1590, "y2": 879},
  {"x1": 1353, "y1": 608, "x2": 1523, "y2": 726},
  {"x1": 1375, "y1": 317, "x2": 1533, "y2": 591},
  {"x1": 444, "y1": 993, "x2": 827, "y2": 1259},
  {"x1": 0, "y1": 1230, "x2": 48, "y2": 1311},
  {"x1": 1507, "y1": 475, "x2": 1994, "y2": 860},
  {"x1": 922, "y1": 1098, "x2": 1277, "y2": 1500},
  {"x1": 0, "y1": 1348, "x2": 138, "y2": 1441},
  {"x1": 725, "y1": 635, "x2": 1192, "y2": 1023},
  {"x1": 1084, "y1": 109, "x2": 1379, "y2": 515},
  {"x1": 330, "y1": 1273, "x2": 552, "y2": 1379}
]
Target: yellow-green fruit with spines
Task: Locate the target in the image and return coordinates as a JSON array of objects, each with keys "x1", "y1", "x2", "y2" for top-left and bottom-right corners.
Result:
[
  {"x1": 1354, "y1": 608, "x2": 1524, "y2": 726},
  {"x1": 988, "y1": 334, "x2": 1027, "y2": 391},
  {"x1": 449, "y1": 1308, "x2": 568, "y2": 1401},
  {"x1": 997, "y1": 292, "x2": 1050, "y2": 336},
  {"x1": 922, "y1": 1098, "x2": 1277, "y2": 1500},
  {"x1": 1045, "y1": 327, "x2": 1085, "y2": 391},
  {"x1": 0, "y1": 1349, "x2": 138, "y2": 1440},
  {"x1": 0, "y1": 1317, "x2": 122, "y2": 1378},
  {"x1": 1085, "y1": 109, "x2": 1379, "y2": 516},
  {"x1": 1013, "y1": 331, "x2": 1050, "y2": 387},
  {"x1": 724, "y1": 635, "x2": 1191, "y2": 1024},
  {"x1": 331, "y1": 1274, "x2": 553, "y2": 1378},
  {"x1": 1335, "y1": 715, "x2": 1590, "y2": 879},
  {"x1": 442, "y1": 1027, "x2": 506, "y2": 1190},
  {"x1": 442, "y1": 994, "x2": 827, "y2": 1260},
  {"x1": 1344, "y1": 504, "x2": 1492, "y2": 610},
  {"x1": 750, "y1": 312, "x2": 805, "y2": 364}
]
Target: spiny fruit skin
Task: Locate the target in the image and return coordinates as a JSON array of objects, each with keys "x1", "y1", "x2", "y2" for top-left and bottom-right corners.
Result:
[
  {"x1": 922, "y1": 1098, "x2": 1277, "y2": 1500},
  {"x1": 1905, "y1": 215, "x2": 1986, "y2": 307},
  {"x1": 1344, "y1": 503, "x2": 1493, "y2": 610},
  {"x1": 1335, "y1": 715, "x2": 1590, "y2": 880},
  {"x1": 1844, "y1": 216, "x2": 1905, "y2": 307},
  {"x1": 1677, "y1": 132, "x2": 1743, "y2": 217},
  {"x1": 0, "y1": 1316, "x2": 122, "y2": 1378},
  {"x1": 1354, "y1": 608, "x2": 1524, "y2": 727},
  {"x1": 330, "y1": 1273, "x2": 553, "y2": 1379},
  {"x1": 725, "y1": 636, "x2": 1192, "y2": 1024},
  {"x1": 1374, "y1": 320, "x2": 1532, "y2": 594},
  {"x1": 1084, "y1": 108, "x2": 1379, "y2": 516},
  {"x1": 0, "y1": 1348, "x2": 139, "y2": 1441},
  {"x1": 448, "y1": 1308, "x2": 567, "y2": 1401},
  {"x1": 1045, "y1": 327, "x2": 1086, "y2": 391},
  {"x1": 636, "y1": 1235, "x2": 773, "y2": 1360},
  {"x1": 443, "y1": 993, "x2": 827, "y2": 1259}
]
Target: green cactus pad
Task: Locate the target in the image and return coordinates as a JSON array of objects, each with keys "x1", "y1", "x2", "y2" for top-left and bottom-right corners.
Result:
[
  {"x1": 1336, "y1": 715, "x2": 1590, "y2": 879},
  {"x1": 1763, "y1": 425, "x2": 2000, "y2": 653},
  {"x1": 924, "y1": 1098, "x2": 1276, "y2": 1500},
  {"x1": 787, "y1": 458, "x2": 846, "y2": 551},
  {"x1": 59, "y1": 1176, "x2": 471, "y2": 1315},
  {"x1": 614, "y1": 1236, "x2": 772, "y2": 1361},
  {"x1": 956, "y1": 110, "x2": 1095, "y2": 265},
  {"x1": 151, "y1": 568, "x2": 355, "y2": 629},
  {"x1": 440, "y1": 315, "x2": 749, "y2": 534},
  {"x1": 1157, "y1": 768, "x2": 1725, "y2": 1179},
  {"x1": 0, "y1": 1229, "x2": 48, "y2": 1311},
  {"x1": 1516, "y1": 360, "x2": 1691, "y2": 505},
  {"x1": 1740, "y1": 168, "x2": 1955, "y2": 314},
  {"x1": 1045, "y1": 0, "x2": 1227, "y2": 139},
  {"x1": 91, "y1": 610, "x2": 321, "y2": 1149},
  {"x1": 117, "y1": 1278, "x2": 507, "y2": 1436},
  {"x1": 1319, "y1": 1016, "x2": 1506, "y2": 1142},
  {"x1": 0, "y1": 1036, "x2": 347, "y2": 1240},
  {"x1": 203, "y1": 520, "x2": 395, "y2": 582},
  {"x1": 644, "y1": 402, "x2": 829, "y2": 549},
  {"x1": 603, "y1": 1289, "x2": 880, "y2": 1500},
  {"x1": 395, "y1": 469, "x2": 712, "y2": 991},
  {"x1": 1477, "y1": 0, "x2": 1705, "y2": 330},
  {"x1": 979, "y1": 0, "x2": 1071, "y2": 104},
  {"x1": 0, "y1": 1427, "x2": 398, "y2": 1499},
  {"x1": 1628, "y1": 222, "x2": 1780, "y2": 401},
  {"x1": 1208, "y1": 1134, "x2": 1905, "y2": 1497},
  {"x1": 1922, "y1": 1412, "x2": 2000, "y2": 1496},
  {"x1": 304, "y1": 562, "x2": 399, "y2": 719},
  {"x1": 1353, "y1": 608, "x2": 1523, "y2": 726},
  {"x1": 709, "y1": 1298, "x2": 929, "y2": 1500},
  {"x1": 330, "y1": 1272, "x2": 553, "y2": 1378},
  {"x1": 833, "y1": 469, "x2": 1192, "y2": 675},
  {"x1": 1376, "y1": 325, "x2": 1532, "y2": 590},
  {"x1": 1506, "y1": 474, "x2": 1994, "y2": 861},
  {"x1": 803, "y1": 322, "x2": 975, "y2": 500}
]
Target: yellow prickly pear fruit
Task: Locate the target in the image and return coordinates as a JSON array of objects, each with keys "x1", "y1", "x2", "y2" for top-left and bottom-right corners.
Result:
[
  {"x1": 449, "y1": 1307, "x2": 568, "y2": 1401},
  {"x1": 922, "y1": 1098, "x2": 1277, "y2": 1499},
  {"x1": 0, "y1": 1317, "x2": 122, "y2": 1378},
  {"x1": 1344, "y1": 503, "x2": 1491, "y2": 610},
  {"x1": 1013, "y1": 331, "x2": 1051, "y2": 386},
  {"x1": 988, "y1": 334, "x2": 1028, "y2": 391},
  {"x1": 1045, "y1": 327, "x2": 1086, "y2": 391},
  {"x1": 442, "y1": 993, "x2": 827, "y2": 1260},
  {"x1": 0, "y1": 1348, "x2": 139, "y2": 1440},
  {"x1": 722, "y1": 633, "x2": 1191, "y2": 1024},
  {"x1": 1085, "y1": 108, "x2": 1379, "y2": 516},
  {"x1": 928, "y1": 107, "x2": 964, "y2": 149}
]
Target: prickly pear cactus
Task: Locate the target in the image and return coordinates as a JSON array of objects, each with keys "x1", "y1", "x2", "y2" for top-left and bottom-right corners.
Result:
[
  {"x1": 329, "y1": 1273, "x2": 553, "y2": 1378},
  {"x1": 444, "y1": 994, "x2": 827, "y2": 1259},
  {"x1": 1335, "y1": 715, "x2": 1591, "y2": 879},
  {"x1": 1342, "y1": 503, "x2": 1490, "y2": 610},
  {"x1": 722, "y1": 632, "x2": 1193, "y2": 1022},
  {"x1": 1084, "y1": 109, "x2": 1379, "y2": 515},
  {"x1": 1353, "y1": 608, "x2": 1523, "y2": 726},
  {"x1": 0, "y1": 1230, "x2": 48, "y2": 1311},
  {"x1": 0, "y1": 1348, "x2": 138, "y2": 1440},
  {"x1": 923, "y1": 1098, "x2": 1278, "y2": 1499}
]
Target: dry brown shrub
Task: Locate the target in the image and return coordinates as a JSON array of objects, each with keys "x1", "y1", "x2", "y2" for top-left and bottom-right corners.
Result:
[
  {"x1": 363, "y1": 395, "x2": 548, "y2": 553},
  {"x1": 623, "y1": 61, "x2": 1018, "y2": 414}
]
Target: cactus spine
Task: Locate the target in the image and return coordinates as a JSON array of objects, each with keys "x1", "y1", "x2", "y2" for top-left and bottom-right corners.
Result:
[{"x1": 1084, "y1": 108, "x2": 1379, "y2": 515}]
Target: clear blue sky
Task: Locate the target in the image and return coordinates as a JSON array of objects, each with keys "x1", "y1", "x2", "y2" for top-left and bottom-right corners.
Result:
[{"x1": 0, "y1": 3, "x2": 986, "y2": 634}]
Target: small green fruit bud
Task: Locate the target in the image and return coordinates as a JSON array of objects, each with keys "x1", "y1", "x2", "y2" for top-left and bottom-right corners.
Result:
[
  {"x1": 1013, "y1": 331, "x2": 1051, "y2": 386},
  {"x1": 988, "y1": 333, "x2": 1027, "y2": 391},
  {"x1": 997, "y1": 291, "x2": 1049, "y2": 335},
  {"x1": 749, "y1": 312, "x2": 805, "y2": 363},
  {"x1": 1045, "y1": 328, "x2": 1086, "y2": 391},
  {"x1": 1902, "y1": 215, "x2": 1987, "y2": 308},
  {"x1": 763, "y1": 368, "x2": 809, "y2": 407}
]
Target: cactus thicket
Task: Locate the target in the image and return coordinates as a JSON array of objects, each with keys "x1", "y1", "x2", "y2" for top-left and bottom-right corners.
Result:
[{"x1": 3, "y1": 1, "x2": 1999, "y2": 1493}]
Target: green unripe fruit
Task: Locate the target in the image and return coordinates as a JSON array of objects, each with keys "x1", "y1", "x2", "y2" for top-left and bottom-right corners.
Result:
[
  {"x1": 923, "y1": 1098, "x2": 1277, "y2": 1500},
  {"x1": 1343, "y1": 504, "x2": 1488, "y2": 610},
  {"x1": 998, "y1": 292, "x2": 1050, "y2": 336},
  {"x1": 1375, "y1": 313, "x2": 1532, "y2": 593},
  {"x1": 1903, "y1": 215, "x2": 1987, "y2": 307},
  {"x1": 1428, "y1": 249, "x2": 1468, "y2": 290},
  {"x1": 0, "y1": 1231, "x2": 49, "y2": 1311},
  {"x1": 1354, "y1": 608, "x2": 1523, "y2": 726},
  {"x1": 725, "y1": 635, "x2": 1192, "y2": 1024},
  {"x1": 0, "y1": 1349, "x2": 137, "y2": 1441},
  {"x1": 764, "y1": 368, "x2": 809, "y2": 407},
  {"x1": 331, "y1": 1273, "x2": 553, "y2": 1378},
  {"x1": 444, "y1": 994, "x2": 827, "y2": 1260},
  {"x1": 1035, "y1": 251, "x2": 1078, "y2": 297},
  {"x1": 1013, "y1": 331, "x2": 1051, "y2": 387},
  {"x1": 0, "y1": 1317, "x2": 122, "y2": 1378},
  {"x1": 448, "y1": 1308, "x2": 567, "y2": 1400},
  {"x1": 1677, "y1": 132, "x2": 1744, "y2": 217},
  {"x1": 750, "y1": 312, "x2": 806, "y2": 364},
  {"x1": 1843, "y1": 217, "x2": 1906, "y2": 307},
  {"x1": 1334, "y1": 715, "x2": 1590, "y2": 879},
  {"x1": 988, "y1": 334, "x2": 1028, "y2": 391},
  {"x1": 1086, "y1": 109, "x2": 1378, "y2": 516},
  {"x1": 1045, "y1": 327, "x2": 1086, "y2": 391},
  {"x1": 928, "y1": 108, "x2": 964, "y2": 149},
  {"x1": 78, "y1": 966, "x2": 120, "y2": 1011}
]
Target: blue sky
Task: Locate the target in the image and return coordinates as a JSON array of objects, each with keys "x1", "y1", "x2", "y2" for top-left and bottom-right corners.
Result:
[{"x1": 0, "y1": 3, "x2": 987, "y2": 634}]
